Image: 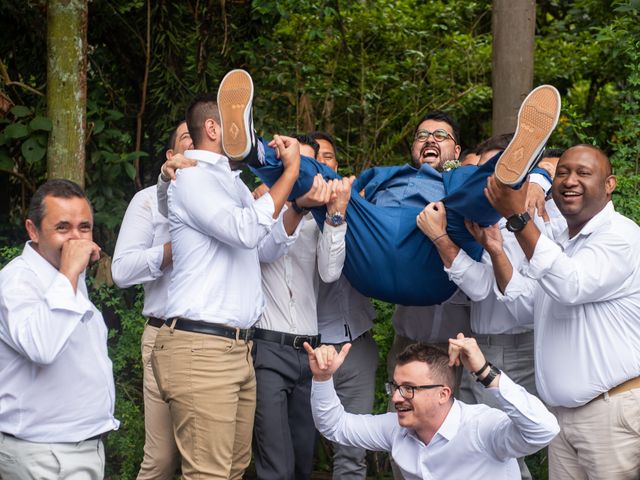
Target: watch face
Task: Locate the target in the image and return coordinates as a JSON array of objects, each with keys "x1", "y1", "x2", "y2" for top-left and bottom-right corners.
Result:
[
  {"x1": 506, "y1": 213, "x2": 529, "y2": 232},
  {"x1": 329, "y1": 213, "x2": 345, "y2": 225}
]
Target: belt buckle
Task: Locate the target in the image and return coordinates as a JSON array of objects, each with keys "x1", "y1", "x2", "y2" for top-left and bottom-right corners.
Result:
[{"x1": 292, "y1": 335, "x2": 310, "y2": 350}]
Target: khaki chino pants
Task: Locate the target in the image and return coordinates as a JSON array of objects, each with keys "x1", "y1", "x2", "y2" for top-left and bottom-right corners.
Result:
[
  {"x1": 151, "y1": 325, "x2": 256, "y2": 480},
  {"x1": 137, "y1": 324, "x2": 179, "y2": 480},
  {"x1": 549, "y1": 388, "x2": 640, "y2": 480}
]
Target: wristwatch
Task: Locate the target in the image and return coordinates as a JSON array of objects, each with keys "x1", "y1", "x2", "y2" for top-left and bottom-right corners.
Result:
[
  {"x1": 326, "y1": 211, "x2": 345, "y2": 227},
  {"x1": 505, "y1": 212, "x2": 531, "y2": 233},
  {"x1": 476, "y1": 363, "x2": 501, "y2": 387}
]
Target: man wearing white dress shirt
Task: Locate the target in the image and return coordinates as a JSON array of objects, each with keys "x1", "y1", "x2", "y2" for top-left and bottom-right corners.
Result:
[
  {"x1": 251, "y1": 137, "x2": 353, "y2": 480},
  {"x1": 0, "y1": 179, "x2": 119, "y2": 480},
  {"x1": 304, "y1": 336, "x2": 559, "y2": 480},
  {"x1": 111, "y1": 120, "x2": 193, "y2": 480},
  {"x1": 150, "y1": 92, "x2": 301, "y2": 479},
  {"x1": 485, "y1": 144, "x2": 640, "y2": 479},
  {"x1": 310, "y1": 131, "x2": 380, "y2": 480}
]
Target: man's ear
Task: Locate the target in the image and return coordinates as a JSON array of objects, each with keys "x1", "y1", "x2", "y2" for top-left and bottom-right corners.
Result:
[
  {"x1": 25, "y1": 219, "x2": 39, "y2": 243},
  {"x1": 204, "y1": 119, "x2": 218, "y2": 141},
  {"x1": 605, "y1": 175, "x2": 617, "y2": 196},
  {"x1": 454, "y1": 144, "x2": 462, "y2": 160},
  {"x1": 439, "y1": 385, "x2": 453, "y2": 405}
]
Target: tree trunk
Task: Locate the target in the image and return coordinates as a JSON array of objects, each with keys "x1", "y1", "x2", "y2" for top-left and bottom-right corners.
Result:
[
  {"x1": 491, "y1": 0, "x2": 536, "y2": 135},
  {"x1": 47, "y1": 0, "x2": 88, "y2": 187}
]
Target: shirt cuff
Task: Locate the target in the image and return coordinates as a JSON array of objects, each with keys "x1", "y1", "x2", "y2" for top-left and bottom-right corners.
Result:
[
  {"x1": 523, "y1": 234, "x2": 562, "y2": 279},
  {"x1": 322, "y1": 222, "x2": 347, "y2": 241},
  {"x1": 445, "y1": 249, "x2": 475, "y2": 282},
  {"x1": 145, "y1": 244, "x2": 167, "y2": 278},
  {"x1": 273, "y1": 208, "x2": 302, "y2": 245},
  {"x1": 254, "y1": 192, "x2": 277, "y2": 226},
  {"x1": 494, "y1": 268, "x2": 530, "y2": 302},
  {"x1": 528, "y1": 172, "x2": 552, "y2": 195},
  {"x1": 46, "y1": 273, "x2": 94, "y2": 317}
]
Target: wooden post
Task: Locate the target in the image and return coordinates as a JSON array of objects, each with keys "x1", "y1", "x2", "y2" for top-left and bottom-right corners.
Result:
[
  {"x1": 47, "y1": 0, "x2": 88, "y2": 186},
  {"x1": 492, "y1": 0, "x2": 536, "y2": 135}
]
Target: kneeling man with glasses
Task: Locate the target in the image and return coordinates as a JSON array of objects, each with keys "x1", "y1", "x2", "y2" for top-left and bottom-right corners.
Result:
[{"x1": 304, "y1": 335, "x2": 558, "y2": 479}]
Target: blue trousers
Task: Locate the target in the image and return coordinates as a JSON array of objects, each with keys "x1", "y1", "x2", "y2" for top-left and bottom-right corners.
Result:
[{"x1": 251, "y1": 142, "x2": 501, "y2": 306}]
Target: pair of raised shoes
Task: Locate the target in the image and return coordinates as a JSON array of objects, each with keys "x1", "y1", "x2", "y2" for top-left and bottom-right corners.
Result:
[{"x1": 217, "y1": 69, "x2": 561, "y2": 186}]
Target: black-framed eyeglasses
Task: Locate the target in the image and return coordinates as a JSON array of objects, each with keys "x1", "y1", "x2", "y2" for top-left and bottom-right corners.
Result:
[
  {"x1": 385, "y1": 382, "x2": 444, "y2": 399},
  {"x1": 414, "y1": 129, "x2": 455, "y2": 143}
]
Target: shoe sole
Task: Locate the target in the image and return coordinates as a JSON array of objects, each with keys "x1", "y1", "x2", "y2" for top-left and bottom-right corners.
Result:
[
  {"x1": 495, "y1": 85, "x2": 561, "y2": 186},
  {"x1": 218, "y1": 69, "x2": 254, "y2": 161}
]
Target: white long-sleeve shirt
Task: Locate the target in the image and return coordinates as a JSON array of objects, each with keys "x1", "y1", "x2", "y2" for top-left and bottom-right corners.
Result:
[
  {"x1": 257, "y1": 217, "x2": 345, "y2": 335},
  {"x1": 0, "y1": 243, "x2": 119, "y2": 442},
  {"x1": 445, "y1": 221, "x2": 531, "y2": 334},
  {"x1": 111, "y1": 185, "x2": 171, "y2": 318},
  {"x1": 165, "y1": 149, "x2": 296, "y2": 327},
  {"x1": 498, "y1": 202, "x2": 640, "y2": 407},
  {"x1": 312, "y1": 373, "x2": 558, "y2": 480}
]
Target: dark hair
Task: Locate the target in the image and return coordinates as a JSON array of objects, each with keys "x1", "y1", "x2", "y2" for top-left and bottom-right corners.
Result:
[
  {"x1": 186, "y1": 93, "x2": 220, "y2": 148},
  {"x1": 396, "y1": 343, "x2": 456, "y2": 393},
  {"x1": 28, "y1": 179, "x2": 88, "y2": 229},
  {"x1": 414, "y1": 111, "x2": 460, "y2": 144},
  {"x1": 308, "y1": 131, "x2": 337, "y2": 152},
  {"x1": 475, "y1": 132, "x2": 514, "y2": 155},
  {"x1": 165, "y1": 120, "x2": 187, "y2": 154},
  {"x1": 291, "y1": 133, "x2": 320, "y2": 158},
  {"x1": 542, "y1": 147, "x2": 564, "y2": 159}
]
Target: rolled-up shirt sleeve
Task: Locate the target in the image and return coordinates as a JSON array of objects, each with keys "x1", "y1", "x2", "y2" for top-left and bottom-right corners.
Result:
[
  {"x1": 258, "y1": 207, "x2": 302, "y2": 263},
  {"x1": 317, "y1": 223, "x2": 346, "y2": 283}
]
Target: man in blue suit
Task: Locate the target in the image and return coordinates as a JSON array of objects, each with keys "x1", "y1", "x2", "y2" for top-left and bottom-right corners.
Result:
[{"x1": 217, "y1": 69, "x2": 560, "y2": 306}]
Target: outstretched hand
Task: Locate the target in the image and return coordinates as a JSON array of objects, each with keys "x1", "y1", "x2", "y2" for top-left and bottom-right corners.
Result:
[
  {"x1": 303, "y1": 343, "x2": 352, "y2": 381},
  {"x1": 464, "y1": 220, "x2": 504, "y2": 256},
  {"x1": 295, "y1": 174, "x2": 334, "y2": 208}
]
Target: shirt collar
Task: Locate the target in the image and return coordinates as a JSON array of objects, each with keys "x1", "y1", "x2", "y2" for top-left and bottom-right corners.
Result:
[
  {"x1": 434, "y1": 399, "x2": 461, "y2": 442},
  {"x1": 22, "y1": 241, "x2": 63, "y2": 287},
  {"x1": 559, "y1": 201, "x2": 614, "y2": 243},
  {"x1": 185, "y1": 149, "x2": 229, "y2": 167}
]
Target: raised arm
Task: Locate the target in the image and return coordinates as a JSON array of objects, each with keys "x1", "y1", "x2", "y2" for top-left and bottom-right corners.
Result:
[
  {"x1": 304, "y1": 343, "x2": 396, "y2": 452},
  {"x1": 448, "y1": 334, "x2": 559, "y2": 459}
]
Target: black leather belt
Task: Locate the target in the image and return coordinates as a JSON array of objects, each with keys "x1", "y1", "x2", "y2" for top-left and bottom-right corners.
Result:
[
  {"x1": 253, "y1": 328, "x2": 321, "y2": 349},
  {"x1": 147, "y1": 317, "x2": 165, "y2": 328},
  {"x1": 167, "y1": 318, "x2": 254, "y2": 341}
]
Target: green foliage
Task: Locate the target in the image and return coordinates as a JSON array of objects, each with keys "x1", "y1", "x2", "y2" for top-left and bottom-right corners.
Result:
[
  {"x1": 2, "y1": 2, "x2": 640, "y2": 479},
  {"x1": 89, "y1": 282, "x2": 146, "y2": 479}
]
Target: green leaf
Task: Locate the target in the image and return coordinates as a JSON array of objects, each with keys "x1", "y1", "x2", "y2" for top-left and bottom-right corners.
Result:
[
  {"x1": 124, "y1": 162, "x2": 136, "y2": 180},
  {"x1": 29, "y1": 116, "x2": 52, "y2": 132},
  {"x1": 0, "y1": 148, "x2": 13, "y2": 170},
  {"x1": 4, "y1": 123, "x2": 29, "y2": 139},
  {"x1": 93, "y1": 119, "x2": 105, "y2": 134},
  {"x1": 10, "y1": 105, "x2": 31, "y2": 118},
  {"x1": 21, "y1": 137, "x2": 46, "y2": 164}
]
